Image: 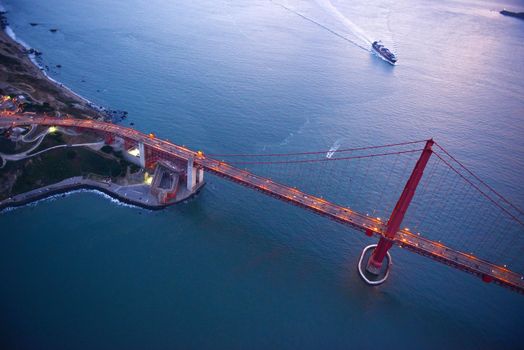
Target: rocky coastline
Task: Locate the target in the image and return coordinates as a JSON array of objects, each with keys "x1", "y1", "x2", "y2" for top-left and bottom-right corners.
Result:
[
  {"x1": 0, "y1": 9, "x2": 127, "y2": 122},
  {"x1": 0, "y1": 9, "x2": 185, "y2": 211}
]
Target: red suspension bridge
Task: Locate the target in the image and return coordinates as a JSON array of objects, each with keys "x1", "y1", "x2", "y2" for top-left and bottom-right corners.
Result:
[{"x1": 1, "y1": 114, "x2": 524, "y2": 293}]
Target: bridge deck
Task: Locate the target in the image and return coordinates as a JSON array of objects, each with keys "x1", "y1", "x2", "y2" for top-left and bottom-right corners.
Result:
[{"x1": 2, "y1": 115, "x2": 523, "y2": 293}]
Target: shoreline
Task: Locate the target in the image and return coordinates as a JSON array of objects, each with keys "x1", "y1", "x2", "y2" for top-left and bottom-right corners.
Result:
[
  {"x1": 0, "y1": 4, "x2": 124, "y2": 120},
  {"x1": 0, "y1": 4, "x2": 180, "y2": 212},
  {"x1": 0, "y1": 176, "x2": 205, "y2": 212},
  {"x1": 4, "y1": 25, "x2": 104, "y2": 113}
]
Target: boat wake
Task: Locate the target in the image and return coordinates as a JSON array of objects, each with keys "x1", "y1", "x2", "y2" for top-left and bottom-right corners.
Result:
[
  {"x1": 278, "y1": 117, "x2": 310, "y2": 147},
  {"x1": 314, "y1": 0, "x2": 372, "y2": 45},
  {"x1": 326, "y1": 139, "x2": 342, "y2": 158},
  {"x1": 270, "y1": 0, "x2": 368, "y2": 52}
]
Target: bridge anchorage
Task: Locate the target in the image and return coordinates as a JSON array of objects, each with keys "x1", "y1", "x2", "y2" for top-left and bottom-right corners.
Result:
[{"x1": 358, "y1": 139, "x2": 434, "y2": 285}]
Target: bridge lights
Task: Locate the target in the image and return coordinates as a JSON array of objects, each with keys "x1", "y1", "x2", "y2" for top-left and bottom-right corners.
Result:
[
  {"x1": 149, "y1": 133, "x2": 155, "y2": 139},
  {"x1": 48, "y1": 126, "x2": 58, "y2": 133},
  {"x1": 128, "y1": 148, "x2": 140, "y2": 157},
  {"x1": 144, "y1": 172, "x2": 153, "y2": 185}
]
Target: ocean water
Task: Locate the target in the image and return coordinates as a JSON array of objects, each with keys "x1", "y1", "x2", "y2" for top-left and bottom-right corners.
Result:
[{"x1": 1, "y1": 0, "x2": 524, "y2": 348}]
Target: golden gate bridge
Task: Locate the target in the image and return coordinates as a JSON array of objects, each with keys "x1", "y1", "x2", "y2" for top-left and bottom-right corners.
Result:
[{"x1": 1, "y1": 114, "x2": 523, "y2": 293}]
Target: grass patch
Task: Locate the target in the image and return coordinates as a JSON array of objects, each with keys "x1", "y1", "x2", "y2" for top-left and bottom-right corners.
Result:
[
  {"x1": 10, "y1": 147, "x2": 128, "y2": 195},
  {"x1": 20, "y1": 101, "x2": 54, "y2": 113},
  {"x1": 27, "y1": 132, "x2": 64, "y2": 155},
  {"x1": 0, "y1": 52, "x2": 21, "y2": 68},
  {"x1": 0, "y1": 136, "x2": 16, "y2": 153}
]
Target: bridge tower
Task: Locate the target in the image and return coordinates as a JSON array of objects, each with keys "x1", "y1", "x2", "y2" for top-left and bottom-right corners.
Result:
[
  {"x1": 138, "y1": 142, "x2": 146, "y2": 168},
  {"x1": 186, "y1": 156, "x2": 204, "y2": 191},
  {"x1": 364, "y1": 139, "x2": 434, "y2": 278}
]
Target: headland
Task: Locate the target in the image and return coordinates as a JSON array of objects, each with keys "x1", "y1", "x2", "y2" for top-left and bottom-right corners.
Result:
[{"x1": 0, "y1": 10, "x2": 203, "y2": 211}]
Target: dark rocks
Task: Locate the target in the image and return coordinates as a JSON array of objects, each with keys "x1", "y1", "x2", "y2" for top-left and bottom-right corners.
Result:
[
  {"x1": 26, "y1": 48, "x2": 42, "y2": 56},
  {"x1": 105, "y1": 109, "x2": 129, "y2": 123},
  {"x1": 56, "y1": 64, "x2": 62, "y2": 68},
  {"x1": 500, "y1": 10, "x2": 524, "y2": 20},
  {"x1": 0, "y1": 11, "x2": 8, "y2": 30},
  {"x1": 49, "y1": 28, "x2": 58, "y2": 33},
  {"x1": 29, "y1": 22, "x2": 39, "y2": 26}
]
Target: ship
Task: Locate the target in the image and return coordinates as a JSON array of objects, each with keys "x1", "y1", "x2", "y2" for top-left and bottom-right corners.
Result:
[{"x1": 372, "y1": 41, "x2": 397, "y2": 65}]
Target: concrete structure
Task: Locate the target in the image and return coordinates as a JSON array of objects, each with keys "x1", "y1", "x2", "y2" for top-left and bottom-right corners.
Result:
[
  {"x1": 117, "y1": 137, "x2": 146, "y2": 168},
  {"x1": 151, "y1": 161, "x2": 182, "y2": 204},
  {"x1": 138, "y1": 142, "x2": 145, "y2": 168},
  {"x1": 186, "y1": 157, "x2": 204, "y2": 191}
]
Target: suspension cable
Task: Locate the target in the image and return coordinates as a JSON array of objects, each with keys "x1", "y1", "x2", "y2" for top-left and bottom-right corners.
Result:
[
  {"x1": 225, "y1": 149, "x2": 424, "y2": 165},
  {"x1": 434, "y1": 142, "x2": 524, "y2": 216},
  {"x1": 208, "y1": 140, "x2": 428, "y2": 158},
  {"x1": 433, "y1": 152, "x2": 524, "y2": 226}
]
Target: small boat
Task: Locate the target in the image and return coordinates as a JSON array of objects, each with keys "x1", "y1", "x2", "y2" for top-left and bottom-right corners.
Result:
[{"x1": 372, "y1": 41, "x2": 397, "y2": 65}]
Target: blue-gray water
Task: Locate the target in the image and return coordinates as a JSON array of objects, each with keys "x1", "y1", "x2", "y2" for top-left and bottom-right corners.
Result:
[{"x1": 1, "y1": 0, "x2": 524, "y2": 348}]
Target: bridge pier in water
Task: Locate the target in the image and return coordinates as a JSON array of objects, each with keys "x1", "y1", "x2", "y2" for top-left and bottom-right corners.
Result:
[{"x1": 360, "y1": 139, "x2": 434, "y2": 284}]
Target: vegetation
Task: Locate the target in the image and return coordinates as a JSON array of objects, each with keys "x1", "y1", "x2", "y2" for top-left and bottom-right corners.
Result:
[
  {"x1": 128, "y1": 162, "x2": 141, "y2": 173},
  {"x1": 3, "y1": 147, "x2": 130, "y2": 199},
  {"x1": 0, "y1": 52, "x2": 21, "y2": 68},
  {"x1": 19, "y1": 101, "x2": 54, "y2": 113},
  {"x1": 27, "y1": 131, "x2": 64, "y2": 155},
  {"x1": 100, "y1": 144, "x2": 124, "y2": 159},
  {"x1": 101, "y1": 145, "x2": 113, "y2": 153},
  {"x1": 0, "y1": 135, "x2": 16, "y2": 154}
]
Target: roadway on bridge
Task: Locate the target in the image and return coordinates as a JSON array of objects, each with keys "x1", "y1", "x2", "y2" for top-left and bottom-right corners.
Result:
[{"x1": 1, "y1": 115, "x2": 523, "y2": 293}]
